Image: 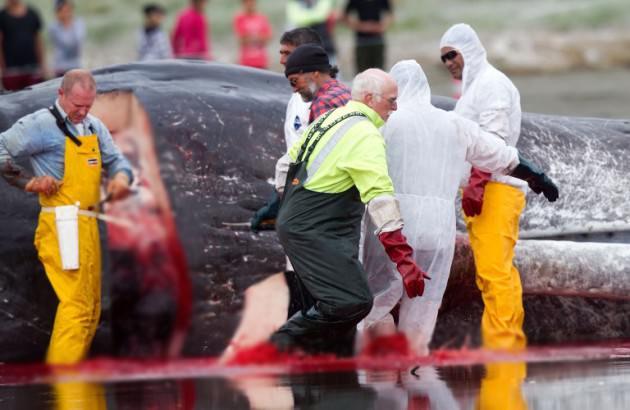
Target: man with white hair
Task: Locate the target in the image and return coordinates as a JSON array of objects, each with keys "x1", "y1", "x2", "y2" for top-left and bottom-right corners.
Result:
[
  {"x1": 359, "y1": 60, "x2": 558, "y2": 355},
  {"x1": 440, "y1": 23, "x2": 533, "y2": 350},
  {"x1": 266, "y1": 68, "x2": 429, "y2": 356}
]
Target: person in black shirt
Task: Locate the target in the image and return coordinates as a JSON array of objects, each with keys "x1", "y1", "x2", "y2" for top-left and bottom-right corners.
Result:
[
  {"x1": 342, "y1": 0, "x2": 392, "y2": 74},
  {"x1": 0, "y1": 0, "x2": 45, "y2": 91}
]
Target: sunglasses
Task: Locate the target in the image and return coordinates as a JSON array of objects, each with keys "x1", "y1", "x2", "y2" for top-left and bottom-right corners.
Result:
[
  {"x1": 440, "y1": 50, "x2": 458, "y2": 64},
  {"x1": 288, "y1": 72, "x2": 306, "y2": 87}
]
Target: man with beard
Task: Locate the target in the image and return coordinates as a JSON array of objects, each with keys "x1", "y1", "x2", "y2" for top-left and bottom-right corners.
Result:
[
  {"x1": 251, "y1": 36, "x2": 347, "y2": 239},
  {"x1": 251, "y1": 28, "x2": 323, "y2": 235},
  {"x1": 225, "y1": 34, "x2": 354, "y2": 362},
  {"x1": 284, "y1": 43, "x2": 351, "y2": 123}
]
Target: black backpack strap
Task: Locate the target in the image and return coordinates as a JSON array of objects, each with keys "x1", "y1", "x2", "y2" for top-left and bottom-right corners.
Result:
[{"x1": 48, "y1": 105, "x2": 82, "y2": 147}]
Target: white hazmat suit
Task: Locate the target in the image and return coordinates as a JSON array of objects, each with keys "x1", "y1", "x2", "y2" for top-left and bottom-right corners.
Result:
[
  {"x1": 359, "y1": 60, "x2": 520, "y2": 355},
  {"x1": 441, "y1": 23, "x2": 529, "y2": 350},
  {"x1": 441, "y1": 23, "x2": 526, "y2": 191}
]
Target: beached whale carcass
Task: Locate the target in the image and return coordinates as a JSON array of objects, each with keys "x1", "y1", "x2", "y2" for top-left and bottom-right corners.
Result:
[{"x1": 0, "y1": 60, "x2": 629, "y2": 362}]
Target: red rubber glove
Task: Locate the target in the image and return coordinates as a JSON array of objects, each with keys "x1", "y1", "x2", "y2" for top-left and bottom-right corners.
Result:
[
  {"x1": 378, "y1": 229, "x2": 431, "y2": 298},
  {"x1": 462, "y1": 168, "x2": 492, "y2": 217}
]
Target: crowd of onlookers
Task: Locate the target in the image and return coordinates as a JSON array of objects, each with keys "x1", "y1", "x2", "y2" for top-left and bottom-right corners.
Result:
[{"x1": 0, "y1": 0, "x2": 392, "y2": 91}]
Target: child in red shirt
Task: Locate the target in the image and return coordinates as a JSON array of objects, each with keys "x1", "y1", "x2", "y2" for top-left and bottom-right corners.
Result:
[
  {"x1": 172, "y1": 0, "x2": 210, "y2": 60},
  {"x1": 233, "y1": 0, "x2": 272, "y2": 69}
]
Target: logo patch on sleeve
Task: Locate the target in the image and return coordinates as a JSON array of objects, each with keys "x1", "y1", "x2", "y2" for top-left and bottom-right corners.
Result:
[
  {"x1": 87, "y1": 158, "x2": 99, "y2": 167},
  {"x1": 293, "y1": 115, "x2": 302, "y2": 131}
]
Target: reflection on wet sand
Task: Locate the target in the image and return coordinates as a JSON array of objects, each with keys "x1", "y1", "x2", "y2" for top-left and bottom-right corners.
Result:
[
  {"x1": 49, "y1": 379, "x2": 196, "y2": 410},
  {"x1": 403, "y1": 366, "x2": 461, "y2": 410},
  {"x1": 2, "y1": 349, "x2": 630, "y2": 409},
  {"x1": 53, "y1": 382, "x2": 106, "y2": 410},
  {"x1": 476, "y1": 362, "x2": 527, "y2": 410}
]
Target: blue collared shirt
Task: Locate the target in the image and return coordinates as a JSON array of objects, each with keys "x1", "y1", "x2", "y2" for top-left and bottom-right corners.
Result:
[{"x1": 0, "y1": 100, "x2": 133, "y2": 183}]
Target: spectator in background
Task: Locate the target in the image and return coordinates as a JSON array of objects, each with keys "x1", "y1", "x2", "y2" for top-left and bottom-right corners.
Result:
[
  {"x1": 0, "y1": 0, "x2": 45, "y2": 90},
  {"x1": 286, "y1": 0, "x2": 337, "y2": 65},
  {"x1": 233, "y1": 0, "x2": 271, "y2": 69},
  {"x1": 171, "y1": 0, "x2": 210, "y2": 60},
  {"x1": 48, "y1": 0, "x2": 85, "y2": 77},
  {"x1": 343, "y1": 0, "x2": 392, "y2": 74},
  {"x1": 138, "y1": 3, "x2": 172, "y2": 61}
]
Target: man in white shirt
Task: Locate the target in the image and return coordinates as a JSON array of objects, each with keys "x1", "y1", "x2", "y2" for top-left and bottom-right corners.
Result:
[
  {"x1": 250, "y1": 28, "x2": 324, "y2": 317},
  {"x1": 249, "y1": 27, "x2": 323, "y2": 236}
]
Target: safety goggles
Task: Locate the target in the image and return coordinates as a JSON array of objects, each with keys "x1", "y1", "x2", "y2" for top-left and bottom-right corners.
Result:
[{"x1": 440, "y1": 50, "x2": 458, "y2": 64}]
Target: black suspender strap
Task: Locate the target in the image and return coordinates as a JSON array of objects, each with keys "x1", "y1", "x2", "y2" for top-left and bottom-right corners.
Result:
[
  {"x1": 48, "y1": 105, "x2": 82, "y2": 147},
  {"x1": 298, "y1": 111, "x2": 368, "y2": 164},
  {"x1": 296, "y1": 110, "x2": 334, "y2": 163}
]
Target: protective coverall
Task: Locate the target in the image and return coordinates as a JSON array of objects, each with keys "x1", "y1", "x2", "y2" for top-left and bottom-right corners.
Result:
[
  {"x1": 273, "y1": 100, "x2": 417, "y2": 355},
  {"x1": 0, "y1": 103, "x2": 131, "y2": 364},
  {"x1": 359, "y1": 60, "x2": 520, "y2": 355},
  {"x1": 441, "y1": 23, "x2": 527, "y2": 350}
]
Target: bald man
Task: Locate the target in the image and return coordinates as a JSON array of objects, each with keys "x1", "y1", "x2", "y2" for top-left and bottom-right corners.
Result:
[{"x1": 0, "y1": 69, "x2": 132, "y2": 364}]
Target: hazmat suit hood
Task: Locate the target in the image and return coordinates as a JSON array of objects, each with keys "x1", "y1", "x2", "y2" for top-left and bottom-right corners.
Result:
[
  {"x1": 439, "y1": 23, "x2": 489, "y2": 94},
  {"x1": 440, "y1": 23, "x2": 526, "y2": 191},
  {"x1": 389, "y1": 60, "x2": 431, "y2": 107},
  {"x1": 384, "y1": 59, "x2": 463, "y2": 200}
]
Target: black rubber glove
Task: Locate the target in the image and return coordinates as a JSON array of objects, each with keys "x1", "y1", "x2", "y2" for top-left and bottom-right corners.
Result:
[
  {"x1": 250, "y1": 190, "x2": 281, "y2": 233},
  {"x1": 0, "y1": 160, "x2": 32, "y2": 189},
  {"x1": 510, "y1": 155, "x2": 559, "y2": 202}
]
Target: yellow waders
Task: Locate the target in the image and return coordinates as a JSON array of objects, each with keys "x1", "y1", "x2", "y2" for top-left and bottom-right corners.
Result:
[
  {"x1": 53, "y1": 382, "x2": 106, "y2": 410},
  {"x1": 465, "y1": 182, "x2": 527, "y2": 351},
  {"x1": 35, "y1": 134, "x2": 102, "y2": 365},
  {"x1": 476, "y1": 362, "x2": 527, "y2": 410}
]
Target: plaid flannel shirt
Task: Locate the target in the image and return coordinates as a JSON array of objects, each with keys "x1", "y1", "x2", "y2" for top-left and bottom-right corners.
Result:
[{"x1": 309, "y1": 79, "x2": 352, "y2": 123}]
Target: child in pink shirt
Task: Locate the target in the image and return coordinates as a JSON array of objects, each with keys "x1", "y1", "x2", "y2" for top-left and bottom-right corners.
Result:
[
  {"x1": 233, "y1": 0, "x2": 272, "y2": 69},
  {"x1": 172, "y1": 0, "x2": 210, "y2": 60}
]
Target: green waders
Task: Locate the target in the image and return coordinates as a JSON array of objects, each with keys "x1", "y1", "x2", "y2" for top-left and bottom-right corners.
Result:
[{"x1": 272, "y1": 111, "x2": 373, "y2": 356}]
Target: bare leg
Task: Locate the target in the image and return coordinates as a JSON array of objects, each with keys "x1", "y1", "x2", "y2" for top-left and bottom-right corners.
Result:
[{"x1": 219, "y1": 273, "x2": 289, "y2": 363}]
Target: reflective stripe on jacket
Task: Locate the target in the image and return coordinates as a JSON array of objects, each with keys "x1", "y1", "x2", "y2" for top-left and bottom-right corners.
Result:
[{"x1": 288, "y1": 100, "x2": 394, "y2": 203}]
